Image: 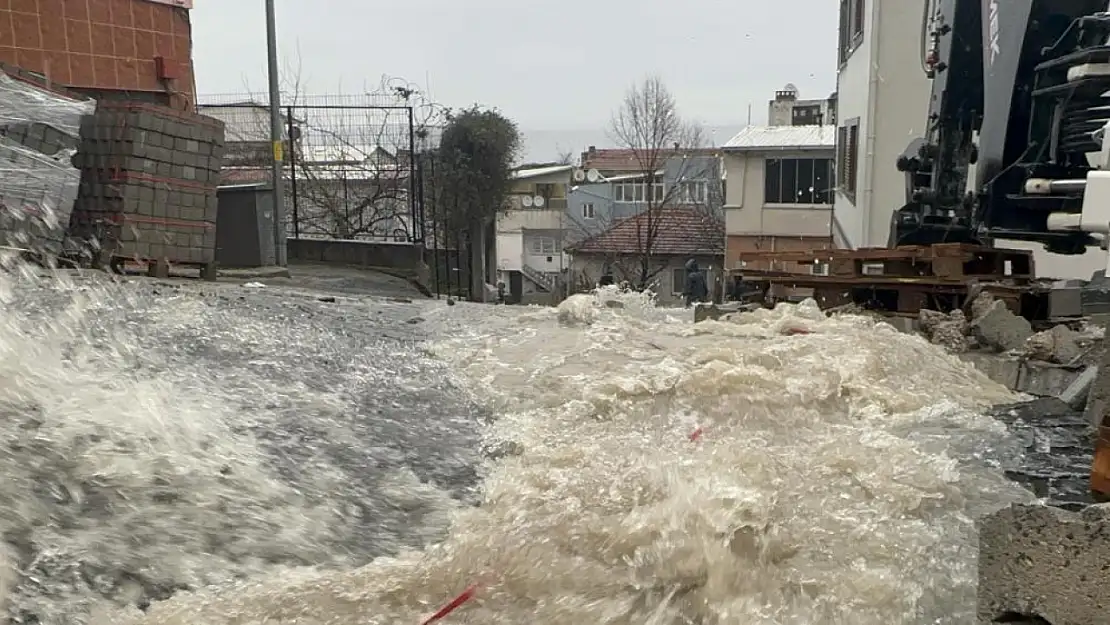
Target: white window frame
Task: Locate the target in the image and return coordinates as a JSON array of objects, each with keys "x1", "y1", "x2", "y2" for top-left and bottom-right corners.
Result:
[
  {"x1": 614, "y1": 182, "x2": 665, "y2": 203},
  {"x1": 582, "y1": 202, "x2": 596, "y2": 219},
  {"x1": 677, "y1": 180, "x2": 709, "y2": 204},
  {"x1": 529, "y1": 236, "x2": 557, "y2": 256}
]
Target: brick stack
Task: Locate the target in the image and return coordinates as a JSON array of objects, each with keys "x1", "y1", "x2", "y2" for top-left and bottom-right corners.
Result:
[
  {"x1": 70, "y1": 101, "x2": 225, "y2": 268},
  {"x1": 0, "y1": 71, "x2": 92, "y2": 256}
]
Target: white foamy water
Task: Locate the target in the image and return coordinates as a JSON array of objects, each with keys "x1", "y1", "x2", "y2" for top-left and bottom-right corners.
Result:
[
  {"x1": 102, "y1": 287, "x2": 1036, "y2": 625},
  {"x1": 0, "y1": 263, "x2": 475, "y2": 624}
]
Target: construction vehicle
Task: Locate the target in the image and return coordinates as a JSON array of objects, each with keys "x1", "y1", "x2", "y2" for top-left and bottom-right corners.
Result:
[{"x1": 888, "y1": 1, "x2": 1110, "y2": 500}]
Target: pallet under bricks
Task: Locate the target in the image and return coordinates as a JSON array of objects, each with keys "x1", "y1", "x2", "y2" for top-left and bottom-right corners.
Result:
[{"x1": 70, "y1": 101, "x2": 225, "y2": 268}]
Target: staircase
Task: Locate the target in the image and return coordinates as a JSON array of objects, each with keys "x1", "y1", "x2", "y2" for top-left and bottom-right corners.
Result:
[{"x1": 520, "y1": 264, "x2": 556, "y2": 292}]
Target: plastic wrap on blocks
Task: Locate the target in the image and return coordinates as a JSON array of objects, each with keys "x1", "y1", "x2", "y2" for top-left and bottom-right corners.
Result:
[{"x1": 0, "y1": 136, "x2": 80, "y2": 255}]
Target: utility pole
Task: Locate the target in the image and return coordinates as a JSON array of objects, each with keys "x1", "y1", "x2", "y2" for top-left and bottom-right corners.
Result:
[{"x1": 265, "y1": 0, "x2": 287, "y2": 265}]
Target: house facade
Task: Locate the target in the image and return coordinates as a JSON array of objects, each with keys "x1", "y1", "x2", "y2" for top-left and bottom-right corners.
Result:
[
  {"x1": 767, "y1": 84, "x2": 836, "y2": 127},
  {"x1": 495, "y1": 164, "x2": 574, "y2": 303},
  {"x1": 721, "y1": 125, "x2": 836, "y2": 272},
  {"x1": 566, "y1": 150, "x2": 723, "y2": 242},
  {"x1": 566, "y1": 206, "x2": 725, "y2": 307},
  {"x1": 832, "y1": 0, "x2": 931, "y2": 250}
]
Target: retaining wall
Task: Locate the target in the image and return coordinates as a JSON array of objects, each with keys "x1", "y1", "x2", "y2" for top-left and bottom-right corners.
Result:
[{"x1": 286, "y1": 238, "x2": 429, "y2": 284}]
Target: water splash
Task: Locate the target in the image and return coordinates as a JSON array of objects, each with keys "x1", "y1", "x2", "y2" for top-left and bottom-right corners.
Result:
[
  {"x1": 112, "y1": 289, "x2": 1034, "y2": 625},
  {"x1": 0, "y1": 265, "x2": 478, "y2": 623}
]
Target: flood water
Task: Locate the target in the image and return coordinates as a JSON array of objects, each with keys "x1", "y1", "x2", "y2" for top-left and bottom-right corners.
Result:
[{"x1": 0, "y1": 267, "x2": 1040, "y2": 624}]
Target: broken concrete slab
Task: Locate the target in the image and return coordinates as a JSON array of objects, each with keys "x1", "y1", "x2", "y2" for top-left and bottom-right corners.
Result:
[
  {"x1": 978, "y1": 503, "x2": 1110, "y2": 624},
  {"x1": 1060, "y1": 366, "x2": 1098, "y2": 411},
  {"x1": 971, "y1": 300, "x2": 1034, "y2": 352}
]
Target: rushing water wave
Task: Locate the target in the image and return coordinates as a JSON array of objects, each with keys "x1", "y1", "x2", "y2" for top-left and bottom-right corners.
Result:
[
  {"x1": 0, "y1": 263, "x2": 481, "y2": 624},
  {"x1": 87, "y1": 285, "x2": 1039, "y2": 625}
]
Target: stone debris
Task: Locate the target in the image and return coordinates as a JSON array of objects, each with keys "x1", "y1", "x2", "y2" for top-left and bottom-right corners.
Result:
[
  {"x1": 970, "y1": 299, "x2": 1034, "y2": 352},
  {"x1": 978, "y1": 503, "x2": 1110, "y2": 624},
  {"x1": 918, "y1": 308, "x2": 970, "y2": 353},
  {"x1": 1023, "y1": 324, "x2": 1083, "y2": 364}
]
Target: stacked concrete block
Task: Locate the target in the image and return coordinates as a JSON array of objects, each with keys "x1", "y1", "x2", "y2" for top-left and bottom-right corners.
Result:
[
  {"x1": 978, "y1": 503, "x2": 1110, "y2": 623},
  {"x1": 0, "y1": 71, "x2": 92, "y2": 256},
  {"x1": 69, "y1": 101, "x2": 225, "y2": 267}
]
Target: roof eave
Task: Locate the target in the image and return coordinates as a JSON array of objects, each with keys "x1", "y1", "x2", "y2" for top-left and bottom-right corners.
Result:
[{"x1": 721, "y1": 144, "x2": 835, "y2": 152}]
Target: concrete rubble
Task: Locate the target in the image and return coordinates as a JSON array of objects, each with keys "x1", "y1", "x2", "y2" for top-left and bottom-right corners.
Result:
[{"x1": 978, "y1": 503, "x2": 1110, "y2": 624}]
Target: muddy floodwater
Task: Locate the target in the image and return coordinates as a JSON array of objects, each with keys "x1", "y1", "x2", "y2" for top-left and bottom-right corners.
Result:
[{"x1": 0, "y1": 268, "x2": 1045, "y2": 624}]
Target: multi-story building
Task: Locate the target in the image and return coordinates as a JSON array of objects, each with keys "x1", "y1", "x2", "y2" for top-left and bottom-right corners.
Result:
[
  {"x1": 0, "y1": 0, "x2": 195, "y2": 107},
  {"x1": 721, "y1": 125, "x2": 837, "y2": 272},
  {"x1": 566, "y1": 150, "x2": 722, "y2": 231},
  {"x1": 831, "y1": 0, "x2": 930, "y2": 251},
  {"x1": 495, "y1": 164, "x2": 574, "y2": 303}
]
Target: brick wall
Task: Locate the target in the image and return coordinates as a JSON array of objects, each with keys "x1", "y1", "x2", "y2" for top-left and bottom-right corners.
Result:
[{"x1": 0, "y1": 0, "x2": 194, "y2": 106}]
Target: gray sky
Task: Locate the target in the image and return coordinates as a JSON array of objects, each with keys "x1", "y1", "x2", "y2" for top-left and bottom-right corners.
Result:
[{"x1": 190, "y1": 0, "x2": 837, "y2": 160}]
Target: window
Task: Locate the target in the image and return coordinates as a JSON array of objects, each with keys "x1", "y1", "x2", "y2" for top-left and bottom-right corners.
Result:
[
  {"x1": 534, "y1": 183, "x2": 556, "y2": 198},
  {"x1": 672, "y1": 268, "x2": 686, "y2": 295},
  {"x1": 836, "y1": 117, "x2": 860, "y2": 202},
  {"x1": 792, "y1": 105, "x2": 823, "y2": 126},
  {"x1": 838, "y1": 0, "x2": 865, "y2": 64},
  {"x1": 582, "y1": 202, "x2": 596, "y2": 219},
  {"x1": 614, "y1": 182, "x2": 665, "y2": 203},
  {"x1": 528, "y1": 236, "x2": 557, "y2": 256},
  {"x1": 763, "y1": 158, "x2": 834, "y2": 205},
  {"x1": 677, "y1": 180, "x2": 709, "y2": 204}
]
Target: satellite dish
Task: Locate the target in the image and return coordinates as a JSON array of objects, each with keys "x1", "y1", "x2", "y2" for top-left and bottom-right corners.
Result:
[
  {"x1": 521, "y1": 195, "x2": 533, "y2": 207},
  {"x1": 572, "y1": 169, "x2": 586, "y2": 182},
  {"x1": 532, "y1": 195, "x2": 545, "y2": 207},
  {"x1": 586, "y1": 168, "x2": 601, "y2": 183}
]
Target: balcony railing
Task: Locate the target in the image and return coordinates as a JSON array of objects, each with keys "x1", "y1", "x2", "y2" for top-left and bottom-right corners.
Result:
[{"x1": 507, "y1": 195, "x2": 568, "y2": 211}]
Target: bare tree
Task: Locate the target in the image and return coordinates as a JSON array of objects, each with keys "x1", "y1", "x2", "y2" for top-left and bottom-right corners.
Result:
[
  {"x1": 555, "y1": 148, "x2": 575, "y2": 165},
  {"x1": 219, "y1": 68, "x2": 447, "y2": 241},
  {"x1": 568, "y1": 76, "x2": 720, "y2": 290}
]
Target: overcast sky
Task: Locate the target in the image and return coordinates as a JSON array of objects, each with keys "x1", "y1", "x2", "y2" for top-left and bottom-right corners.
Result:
[{"x1": 190, "y1": 0, "x2": 838, "y2": 160}]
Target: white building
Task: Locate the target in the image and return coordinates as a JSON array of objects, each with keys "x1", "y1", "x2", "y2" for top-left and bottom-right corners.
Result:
[
  {"x1": 721, "y1": 125, "x2": 837, "y2": 271},
  {"x1": 494, "y1": 164, "x2": 573, "y2": 303},
  {"x1": 834, "y1": 0, "x2": 1106, "y2": 278},
  {"x1": 832, "y1": 0, "x2": 931, "y2": 251}
]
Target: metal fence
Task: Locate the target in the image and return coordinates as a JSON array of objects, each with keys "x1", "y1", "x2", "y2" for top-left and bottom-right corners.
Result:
[
  {"x1": 199, "y1": 92, "x2": 426, "y2": 243},
  {"x1": 198, "y1": 90, "x2": 469, "y2": 299}
]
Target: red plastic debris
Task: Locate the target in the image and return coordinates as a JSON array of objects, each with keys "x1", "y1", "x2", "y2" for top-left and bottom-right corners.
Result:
[
  {"x1": 689, "y1": 427, "x2": 704, "y2": 442},
  {"x1": 782, "y1": 327, "x2": 811, "y2": 336},
  {"x1": 420, "y1": 585, "x2": 477, "y2": 625}
]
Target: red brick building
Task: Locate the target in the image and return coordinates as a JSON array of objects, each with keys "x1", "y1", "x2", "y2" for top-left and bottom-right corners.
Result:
[{"x1": 0, "y1": 0, "x2": 195, "y2": 107}]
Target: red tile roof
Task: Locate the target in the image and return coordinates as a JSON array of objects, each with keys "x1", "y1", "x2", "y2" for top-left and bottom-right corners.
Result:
[
  {"x1": 580, "y1": 147, "x2": 717, "y2": 173},
  {"x1": 568, "y1": 207, "x2": 724, "y2": 256}
]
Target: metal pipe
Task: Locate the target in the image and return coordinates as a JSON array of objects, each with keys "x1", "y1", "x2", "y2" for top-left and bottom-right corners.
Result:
[
  {"x1": 1047, "y1": 211, "x2": 1110, "y2": 233},
  {"x1": 264, "y1": 0, "x2": 286, "y2": 266},
  {"x1": 1024, "y1": 178, "x2": 1087, "y2": 194},
  {"x1": 286, "y1": 105, "x2": 299, "y2": 240}
]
